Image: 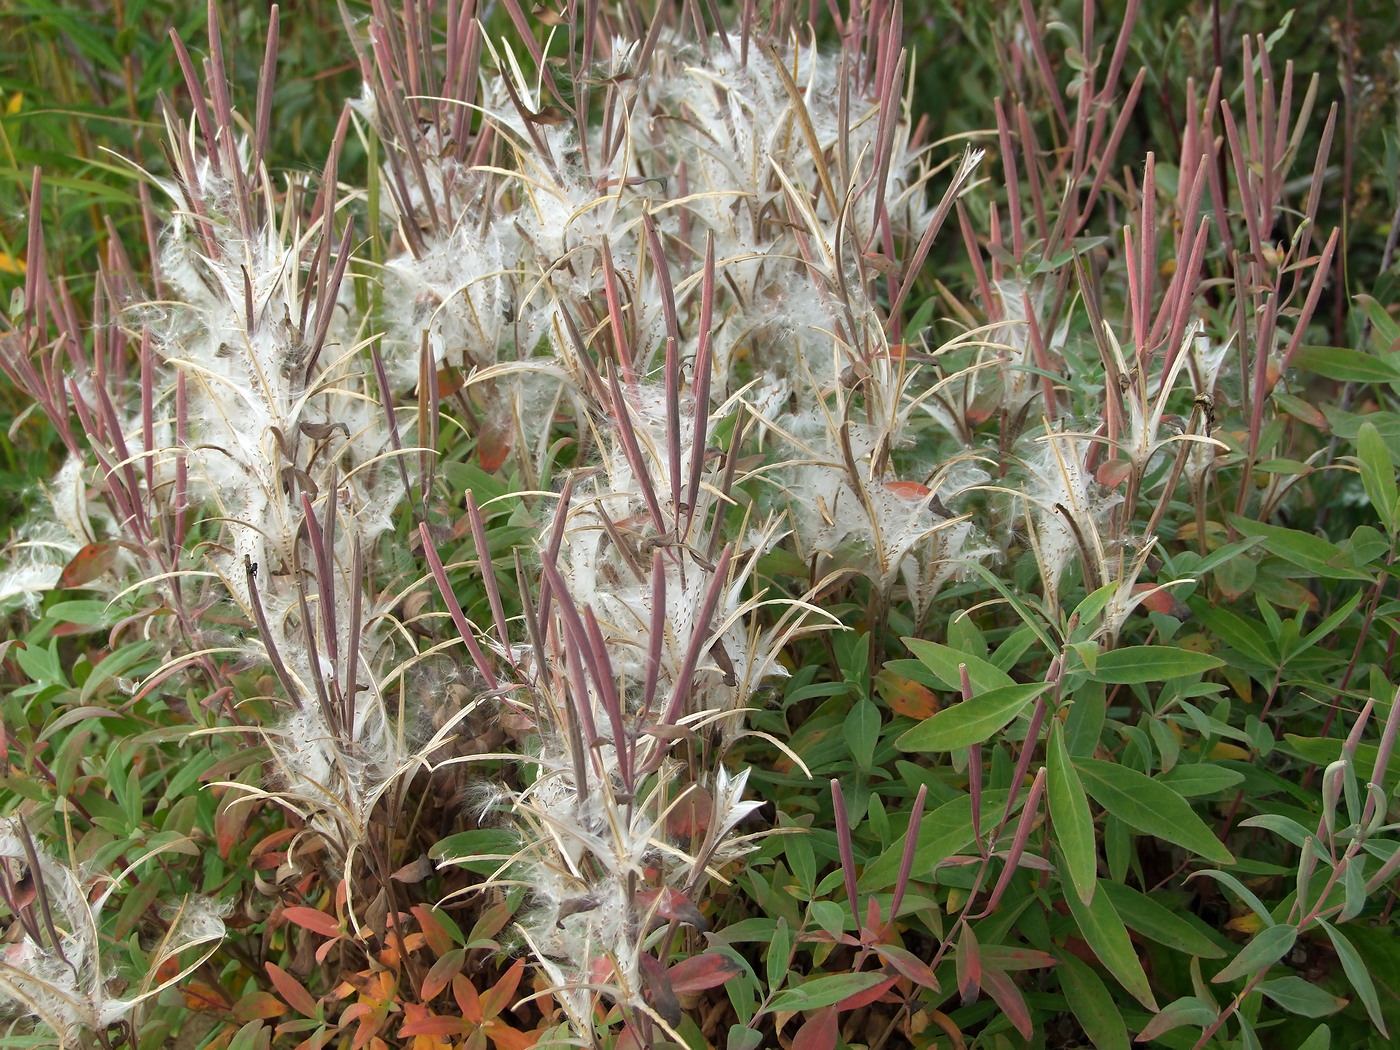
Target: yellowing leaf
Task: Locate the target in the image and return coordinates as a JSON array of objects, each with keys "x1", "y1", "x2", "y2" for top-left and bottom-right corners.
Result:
[
  {"x1": 1226, "y1": 912, "x2": 1266, "y2": 935},
  {"x1": 1209, "y1": 742, "x2": 1251, "y2": 761}
]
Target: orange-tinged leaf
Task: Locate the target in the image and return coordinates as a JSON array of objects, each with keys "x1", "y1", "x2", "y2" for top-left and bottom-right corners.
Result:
[
  {"x1": 875, "y1": 668, "x2": 940, "y2": 720},
  {"x1": 480, "y1": 958, "x2": 526, "y2": 1020},
  {"x1": 436, "y1": 367, "x2": 466, "y2": 398},
  {"x1": 411, "y1": 905, "x2": 454, "y2": 957},
  {"x1": 250, "y1": 828, "x2": 297, "y2": 863},
  {"x1": 452, "y1": 973, "x2": 483, "y2": 1024},
  {"x1": 214, "y1": 792, "x2": 253, "y2": 860},
  {"x1": 267, "y1": 963, "x2": 319, "y2": 1018},
  {"x1": 59, "y1": 542, "x2": 118, "y2": 588},
  {"x1": 282, "y1": 906, "x2": 341, "y2": 939},
  {"x1": 233, "y1": 990, "x2": 287, "y2": 1022},
  {"x1": 484, "y1": 1020, "x2": 539, "y2": 1050},
  {"x1": 884, "y1": 480, "x2": 931, "y2": 501},
  {"x1": 180, "y1": 982, "x2": 230, "y2": 1012}
]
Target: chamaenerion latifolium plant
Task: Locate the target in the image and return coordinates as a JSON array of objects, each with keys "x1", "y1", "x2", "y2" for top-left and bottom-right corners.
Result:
[{"x1": 3, "y1": 0, "x2": 1400, "y2": 1048}]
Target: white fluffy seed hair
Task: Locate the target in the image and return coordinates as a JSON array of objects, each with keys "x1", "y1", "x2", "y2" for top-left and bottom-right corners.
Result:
[{"x1": 0, "y1": 820, "x2": 226, "y2": 1038}]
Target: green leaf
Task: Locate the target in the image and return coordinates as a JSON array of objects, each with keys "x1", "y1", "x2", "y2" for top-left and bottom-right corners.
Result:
[
  {"x1": 766, "y1": 972, "x2": 887, "y2": 1012},
  {"x1": 902, "y1": 638, "x2": 1014, "y2": 693},
  {"x1": 1159, "y1": 762, "x2": 1245, "y2": 797},
  {"x1": 845, "y1": 698, "x2": 880, "y2": 770},
  {"x1": 429, "y1": 829, "x2": 522, "y2": 874},
  {"x1": 767, "y1": 918, "x2": 790, "y2": 991},
  {"x1": 79, "y1": 640, "x2": 154, "y2": 704},
  {"x1": 1048, "y1": 723, "x2": 1096, "y2": 905},
  {"x1": 1065, "y1": 878, "x2": 1157, "y2": 1010},
  {"x1": 1227, "y1": 516, "x2": 1373, "y2": 581},
  {"x1": 1089, "y1": 645, "x2": 1224, "y2": 684},
  {"x1": 226, "y1": 1021, "x2": 268, "y2": 1050},
  {"x1": 1357, "y1": 421, "x2": 1399, "y2": 533},
  {"x1": 1191, "y1": 869, "x2": 1277, "y2": 926},
  {"x1": 858, "y1": 790, "x2": 1010, "y2": 893},
  {"x1": 1193, "y1": 605, "x2": 1278, "y2": 667},
  {"x1": 1293, "y1": 344, "x2": 1400, "y2": 383},
  {"x1": 1136, "y1": 996, "x2": 1220, "y2": 1043},
  {"x1": 1318, "y1": 919, "x2": 1388, "y2": 1036},
  {"x1": 1358, "y1": 295, "x2": 1400, "y2": 352},
  {"x1": 895, "y1": 683, "x2": 1046, "y2": 752},
  {"x1": 1074, "y1": 758, "x2": 1234, "y2": 864},
  {"x1": 1256, "y1": 976, "x2": 1346, "y2": 1017},
  {"x1": 1056, "y1": 954, "x2": 1129, "y2": 1050},
  {"x1": 1098, "y1": 882, "x2": 1226, "y2": 958},
  {"x1": 1211, "y1": 924, "x2": 1297, "y2": 984}
]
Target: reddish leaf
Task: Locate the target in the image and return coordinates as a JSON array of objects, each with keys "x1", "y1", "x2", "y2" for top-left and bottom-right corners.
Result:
[
  {"x1": 981, "y1": 966, "x2": 1032, "y2": 1040},
  {"x1": 437, "y1": 367, "x2": 466, "y2": 398},
  {"x1": 399, "y1": 1005, "x2": 470, "y2": 1037},
  {"x1": 956, "y1": 926, "x2": 981, "y2": 1002},
  {"x1": 666, "y1": 952, "x2": 746, "y2": 995},
  {"x1": 214, "y1": 791, "x2": 253, "y2": 860},
  {"x1": 59, "y1": 542, "x2": 117, "y2": 588},
  {"x1": 836, "y1": 975, "x2": 897, "y2": 1012},
  {"x1": 452, "y1": 974, "x2": 483, "y2": 1024},
  {"x1": 791, "y1": 1007, "x2": 838, "y2": 1050},
  {"x1": 420, "y1": 949, "x2": 465, "y2": 1002},
  {"x1": 250, "y1": 828, "x2": 297, "y2": 863},
  {"x1": 266, "y1": 963, "x2": 319, "y2": 1018},
  {"x1": 875, "y1": 943, "x2": 940, "y2": 990},
  {"x1": 1130, "y1": 583, "x2": 1191, "y2": 619},
  {"x1": 635, "y1": 887, "x2": 708, "y2": 933},
  {"x1": 282, "y1": 906, "x2": 341, "y2": 939},
  {"x1": 639, "y1": 953, "x2": 681, "y2": 1026},
  {"x1": 1096, "y1": 459, "x2": 1133, "y2": 488},
  {"x1": 480, "y1": 958, "x2": 525, "y2": 1021},
  {"x1": 391, "y1": 855, "x2": 435, "y2": 884},
  {"x1": 477, "y1": 413, "x2": 511, "y2": 472},
  {"x1": 665, "y1": 786, "x2": 712, "y2": 838}
]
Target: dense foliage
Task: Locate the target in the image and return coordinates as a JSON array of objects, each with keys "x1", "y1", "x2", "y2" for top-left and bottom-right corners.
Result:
[{"x1": 1, "y1": 1, "x2": 1399, "y2": 1049}]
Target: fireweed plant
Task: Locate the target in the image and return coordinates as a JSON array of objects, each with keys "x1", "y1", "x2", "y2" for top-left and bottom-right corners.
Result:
[{"x1": 3, "y1": 0, "x2": 1400, "y2": 1048}]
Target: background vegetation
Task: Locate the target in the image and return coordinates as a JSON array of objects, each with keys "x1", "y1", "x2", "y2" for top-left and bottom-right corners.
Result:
[{"x1": 1, "y1": 1, "x2": 1399, "y2": 1049}]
